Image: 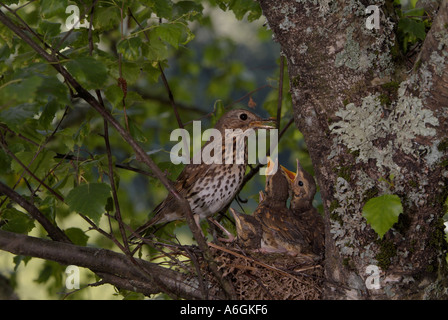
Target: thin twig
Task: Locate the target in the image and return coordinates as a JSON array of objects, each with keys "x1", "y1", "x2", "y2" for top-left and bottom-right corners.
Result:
[
  {"x1": 207, "y1": 242, "x2": 301, "y2": 281},
  {"x1": 158, "y1": 63, "x2": 184, "y2": 129},
  {"x1": 0, "y1": 140, "x2": 64, "y2": 202},
  {"x1": 0, "y1": 181, "x2": 70, "y2": 243},
  {"x1": 103, "y1": 111, "x2": 130, "y2": 252},
  {"x1": 225, "y1": 84, "x2": 272, "y2": 110},
  {"x1": 0, "y1": 105, "x2": 69, "y2": 207},
  {"x1": 0, "y1": 124, "x2": 40, "y2": 147},
  {"x1": 53, "y1": 153, "x2": 156, "y2": 178}
]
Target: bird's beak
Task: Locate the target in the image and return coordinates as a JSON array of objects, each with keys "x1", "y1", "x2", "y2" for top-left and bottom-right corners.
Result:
[
  {"x1": 281, "y1": 165, "x2": 296, "y2": 182},
  {"x1": 265, "y1": 156, "x2": 279, "y2": 175},
  {"x1": 230, "y1": 208, "x2": 242, "y2": 225},
  {"x1": 249, "y1": 117, "x2": 276, "y2": 129},
  {"x1": 296, "y1": 158, "x2": 304, "y2": 172},
  {"x1": 259, "y1": 190, "x2": 265, "y2": 202}
]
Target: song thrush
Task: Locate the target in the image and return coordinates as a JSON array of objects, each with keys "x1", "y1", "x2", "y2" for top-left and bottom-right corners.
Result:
[
  {"x1": 282, "y1": 159, "x2": 325, "y2": 256},
  {"x1": 253, "y1": 159, "x2": 314, "y2": 257},
  {"x1": 134, "y1": 109, "x2": 275, "y2": 236}
]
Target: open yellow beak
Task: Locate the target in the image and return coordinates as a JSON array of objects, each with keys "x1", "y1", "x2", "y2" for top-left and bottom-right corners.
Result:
[
  {"x1": 265, "y1": 156, "x2": 279, "y2": 176},
  {"x1": 281, "y1": 165, "x2": 296, "y2": 182}
]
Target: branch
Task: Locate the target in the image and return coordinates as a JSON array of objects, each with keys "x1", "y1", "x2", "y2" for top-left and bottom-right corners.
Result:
[
  {"x1": 0, "y1": 8, "x2": 235, "y2": 298},
  {"x1": 0, "y1": 139, "x2": 64, "y2": 202},
  {"x1": 53, "y1": 153, "x2": 157, "y2": 178},
  {"x1": 0, "y1": 230, "x2": 222, "y2": 299},
  {"x1": 137, "y1": 92, "x2": 204, "y2": 114},
  {"x1": 0, "y1": 181, "x2": 70, "y2": 243}
]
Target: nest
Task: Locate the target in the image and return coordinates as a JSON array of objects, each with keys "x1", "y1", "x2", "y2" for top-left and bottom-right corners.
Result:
[
  {"x1": 202, "y1": 241, "x2": 324, "y2": 300},
  {"x1": 142, "y1": 236, "x2": 324, "y2": 300}
]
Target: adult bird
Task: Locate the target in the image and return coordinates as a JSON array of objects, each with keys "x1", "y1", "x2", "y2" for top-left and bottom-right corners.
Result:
[{"x1": 134, "y1": 109, "x2": 275, "y2": 237}]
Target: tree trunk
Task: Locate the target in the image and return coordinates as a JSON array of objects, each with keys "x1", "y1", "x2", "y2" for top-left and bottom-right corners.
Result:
[{"x1": 259, "y1": 0, "x2": 448, "y2": 299}]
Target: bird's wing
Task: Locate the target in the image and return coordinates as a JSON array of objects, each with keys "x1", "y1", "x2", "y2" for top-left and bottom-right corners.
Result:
[
  {"x1": 174, "y1": 163, "x2": 215, "y2": 196},
  {"x1": 256, "y1": 206, "x2": 308, "y2": 245}
]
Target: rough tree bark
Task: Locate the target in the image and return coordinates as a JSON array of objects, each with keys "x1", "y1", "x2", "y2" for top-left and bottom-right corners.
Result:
[{"x1": 259, "y1": 0, "x2": 448, "y2": 299}]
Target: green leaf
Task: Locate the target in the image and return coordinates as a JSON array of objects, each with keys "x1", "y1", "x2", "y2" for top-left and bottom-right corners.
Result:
[
  {"x1": 93, "y1": 6, "x2": 121, "y2": 30},
  {"x1": 155, "y1": 23, "x2": 183, "y2": 49},
  {"x1": 229, "y1": 0, "x2": 262, "y2": 21},
  {"x1": 1, "y1": 208, "x2": 35, "y2": 234},
  {"x1": 403, "y1": 8, "x2": 425, "y2": 18},
  {"x1": 173, "y1": 1, "x2": 203, "y2": 20},
  {"x1": 38, "y1": 196, "x2": 56, "y2": 224},
  {"x1": 65, "y1": 56, "x2": 108, "y2": 89},
  {"x1": 65, "y1": 227, "x2": 89, "y2": 246},
  {"x1": 1, "y1": 75, "x2": 44, "y2": 103},
  {"x1": 398, "y1": 18, "x2": 426, "y2": 41},
  {"x1": 128, "y1": 118, "x2": 147, "y2": 143},
  {"x1": 117, "y1": 37, "x2": 143, "y2": 61},
  {"x1": 11, "y1": 150, "x2": 57, "y2": 177},
  {"x1": 2, "y1": 0, "x2": 20, "y2": 4},
  {"x1": 142, "y1": 37, "x2": 169, "y2": 61},
  {"x1": 210, "y1": 99, "x2": 225, "y2": 127},
  {"x1": 39, "y1": 98, "x2": 60, "y2": 129},
  {"x1": 142, "y1": 61, "x2": 161, "y2": 82},
  {"x1": 38, "y1": 21, "x2": 62, "y2": 39},
  {"x1": 0, "y1": 103, "x2": 38, "y2": 131},
  {"x1": 154, "y1": 0, "x2": 173, "y2": 19},
  {"x1": 362, "y1": 194, "x2": 403, "y2": 239},
  {"x1": 104, "y1": 84, "x2": 125, "y2": 109},
  {"x1": 40, "y1": 0, "x2": 68, "y2": 18},
  {"x1": 36, "y1": 75, "x2": 70, "y2": 105},
  {"x1": 0, "y1": 149, "x2": 12, "y2": 175},
  {"x1": 66, "y1": 183, "x2": 111, "y2": 224},
  {"x1": 108, "y1": 61, "x2": 141, "y2": 86},
  {"x1": 13, "y1": 255, "x2": 32, "y2": 271}
]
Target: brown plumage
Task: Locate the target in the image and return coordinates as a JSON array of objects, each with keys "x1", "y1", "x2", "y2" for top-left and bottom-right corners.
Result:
[
  {"x1": 283, "y1": 159, "x2": 325, "y2": 257},
  {"x1": 134, "y1": 109, "x2": 275, "y2": 236},
  {"x1": 230, "y1": 208, "x2": 262, "y2": 249},
  {"x1": 253, "y1": 160, "x2": 314, "y2": 256}
]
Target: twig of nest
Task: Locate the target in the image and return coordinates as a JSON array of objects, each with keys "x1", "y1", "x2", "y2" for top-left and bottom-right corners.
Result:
[{"x1": 203, "y1": 241, "x2": 324, "y2": 300}]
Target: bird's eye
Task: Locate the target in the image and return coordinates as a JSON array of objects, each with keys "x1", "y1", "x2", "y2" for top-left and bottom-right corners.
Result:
[
  {"x1": 239, "y1": 113, "x2": 248, "y2": 120},
  {"x1": 298, "y1": 181, "x2": 304, "y2": 187}
]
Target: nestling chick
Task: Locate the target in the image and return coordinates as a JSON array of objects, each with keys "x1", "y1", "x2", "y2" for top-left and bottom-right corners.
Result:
[
  {"x1": 230, "y1": 208, "x2": 262, "y2": 250},
  {"x1": 282, "y1": 159, "x2": 325, "y2": 257},
  {"x1": 254, "y1": 158, "x2": 314, "y2": 256}
]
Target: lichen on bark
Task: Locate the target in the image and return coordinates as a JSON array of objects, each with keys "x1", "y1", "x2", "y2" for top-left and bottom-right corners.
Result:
[{"x1": 259, "y1": 0, "x2": 448, "y2": 299}]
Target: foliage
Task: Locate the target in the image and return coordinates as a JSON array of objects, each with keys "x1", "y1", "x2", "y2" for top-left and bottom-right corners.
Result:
[
  {"x1": 394, "y1": 1, "x2": 432, "y2": 53},
  {"x1": 362, "y1": 194, "x2": 404, "y2": 239},
  {"x1": 0, "y1": 0, "x2": 304, "y2": 299}
]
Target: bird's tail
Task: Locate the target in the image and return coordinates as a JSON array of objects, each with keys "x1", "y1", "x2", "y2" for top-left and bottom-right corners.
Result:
[{"x1": 129, "y1": 202, "x2": 165, "y2": 240}]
